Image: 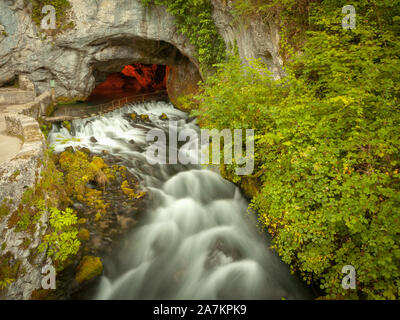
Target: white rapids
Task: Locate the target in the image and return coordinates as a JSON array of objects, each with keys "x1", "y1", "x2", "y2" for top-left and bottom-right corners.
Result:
[{"x1": 49, "y1": 100, "x2": 312, "y2": 300}]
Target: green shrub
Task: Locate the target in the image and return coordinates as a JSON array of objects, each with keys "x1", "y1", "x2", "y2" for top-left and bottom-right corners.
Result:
[
  {"x1": 38, "y1": 207, "x2": 80, "y2": 262},
  {"x1": 190, "y1": 0, "x2": 400, "y2": 299}
]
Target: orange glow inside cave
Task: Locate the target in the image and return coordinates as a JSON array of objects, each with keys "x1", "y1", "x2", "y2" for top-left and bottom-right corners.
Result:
[{"x1": 88, "y1": 64, "x2": 170, "y2": 102}]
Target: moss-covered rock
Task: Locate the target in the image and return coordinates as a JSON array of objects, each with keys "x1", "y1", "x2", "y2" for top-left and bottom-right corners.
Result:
[
  {"x1": 77, "y1": 228, "x2": 90, "y2": 241},
  {"x1": 75, "y1": 256, "x2": 103, "y2": 284},
  {"x1": 62, "y1": 120, "x2": 71, "y2": 133},
  {"x1": 78, "y1": 218, "x2": 87, "y2": 225},
  {"x1": 160, "y1": 113, "x2": 168, "y2": 120}
]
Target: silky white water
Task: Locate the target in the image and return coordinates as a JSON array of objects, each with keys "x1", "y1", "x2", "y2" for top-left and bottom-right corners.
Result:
[{"x1": 49, "y1": 100, "x2": 312, "y2": 300}]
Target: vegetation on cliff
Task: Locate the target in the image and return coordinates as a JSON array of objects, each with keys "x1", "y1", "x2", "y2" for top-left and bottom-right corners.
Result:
[
  {"x1": 0, "y1": 146, "x2": 145, "y2": 293},
  {"x1": 186, "y1": 0, "x2": 400, "y2": 299},
  {"x1": 141, "y1": 0, "x2": 226, "y2": 73},
  {"x1": 27, "y1": 0, "x2": 74, "y2": 34}
]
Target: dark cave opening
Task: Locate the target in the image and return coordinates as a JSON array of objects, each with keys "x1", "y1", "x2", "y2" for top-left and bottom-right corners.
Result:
[{"x1": 87, "y1": 63, "x2": 170, "y2": 103}]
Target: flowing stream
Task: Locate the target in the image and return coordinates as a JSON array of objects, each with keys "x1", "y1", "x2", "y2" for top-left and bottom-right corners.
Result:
[{"x1": 49, "y1": 100, "x2": 312, "y2": 300}]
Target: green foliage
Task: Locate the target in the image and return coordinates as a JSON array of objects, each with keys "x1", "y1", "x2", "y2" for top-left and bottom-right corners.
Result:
[
  {"x1": 39, "y1": 122, "x2": 53, "y2": 139},
  {"x1": 38, "y1": 207, "x2": 80, "y2": 262},
  {"x1": 141, "y1": 0, "x2": 226, "y2": 73},
  {"x1": 0, "y1": 278, "x2": 14, "y2": 290},
  {"x1": 191, "y1": 0, "x2": 400, "y2": 299},
  {"x1": 62, "y1": 120, "x2": 71, "y2": 132},
  {"x1": 0, "y1": 253, "x2": 20, "y2": 291}
]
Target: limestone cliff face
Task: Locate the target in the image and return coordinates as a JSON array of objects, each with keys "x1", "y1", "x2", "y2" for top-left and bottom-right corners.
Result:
[
  {"x1": 212, "y1": 0, "x2": 285, "y2": 80},
  {"x1": 0, "y1": 0, "x2": 283, "y2": 101}
]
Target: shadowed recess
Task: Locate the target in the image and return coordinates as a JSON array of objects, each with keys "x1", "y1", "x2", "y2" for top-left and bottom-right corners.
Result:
[{"x1": 87, "y1": 64, "x2": 169, "y2": 103}]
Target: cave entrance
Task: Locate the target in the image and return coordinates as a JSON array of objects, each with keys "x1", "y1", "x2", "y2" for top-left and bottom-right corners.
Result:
[{"x1": 87, "y1": 63, "x2": 169, "y2": 103}]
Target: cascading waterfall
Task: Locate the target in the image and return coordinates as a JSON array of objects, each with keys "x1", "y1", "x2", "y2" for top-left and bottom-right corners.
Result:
[{"x1": 49, "y1": 100, "x2": 312, "y2": 300}]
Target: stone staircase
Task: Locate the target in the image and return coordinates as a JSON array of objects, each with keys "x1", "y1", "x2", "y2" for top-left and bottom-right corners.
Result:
[{"x1": 0, "y1": 75, "x2": 39, "y2": 164}]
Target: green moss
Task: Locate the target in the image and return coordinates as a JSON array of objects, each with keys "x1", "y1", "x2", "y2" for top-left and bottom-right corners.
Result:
[
  {"x1": 62, "y1": 120, "x2": 71, "y2": 133},
  {"x1": 39, "y1": 120, "x2": 53, "y2": 139},
  {"x1": 2, "y1": 31, "x2": 7, "y2": 37},
  {"x1": 21, "y1": 238, "x2": 32, "y2": 250},
  {"x1": 75, "y1": 256, "x2": 103, "y2": 284},
  {"x1": 58, "y1": 150, "x2": 111, "y2": 218},
  {"x1": 121, "y1": 180, "x2": 146, "y2": 200},
  {"x1": 77, "y1": 228, "x2": 90, "y2": 241},
  {"x1": 28, "y1": 0, "x2": 74, "y2": 35},
  {"x1": 45, "y1": 104, "x2": 56, "y2": 117},
  {"x1": 56, "y1": 97, "x2": 87, "y2": 105},
  {"x1": 9, "y1": 170, "x2": 21, "y2": 182},
  {"x1": 0, "y1": 203, "x2": 10, "y2": 218},
  {"x1": 78, "y1": 218, "x2": 87, "y2": 225},
  {"x1": 0, "y1": 253, "x2": 21, "y2": 290}
]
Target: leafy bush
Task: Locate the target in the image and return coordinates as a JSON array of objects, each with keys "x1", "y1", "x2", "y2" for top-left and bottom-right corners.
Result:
[
  {"x1": 190, "y1": 0, "x2": 400, "y2": 299},
  {"x1": 38, "y1": 207, "x2": 80, "y2": 262}
]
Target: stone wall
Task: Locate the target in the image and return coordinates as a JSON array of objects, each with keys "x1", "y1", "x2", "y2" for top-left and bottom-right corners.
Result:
[
  {"x1": 0, "y1": 89, "x2": 36, "y2": 106},
  {"x1": 0, "y1": 84, "x2": 55, "y2": 300},
  {"x1": 211, "y1": 0, "x2": 284, "y2": 80},
  {"x1": 1, "y1": 91, "x2": 53, "y2": 119},
  {"x1": 0, "y1": 112, "x2": 49, "y2": 300},
  {"x1": 167, "y1": 56, "x2": 202, "y2": 106}
]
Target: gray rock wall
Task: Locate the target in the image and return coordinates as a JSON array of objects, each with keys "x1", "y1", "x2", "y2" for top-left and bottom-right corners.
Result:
[
  {"x1": 0, "y1": 113, "x2": 48, "y2": 300},
  {"x1": 0, "y1": 0, "x2": 284, "y2": 98},
  {"x1": 211, "y1": 0, "x2": 285, "y2": 79}
]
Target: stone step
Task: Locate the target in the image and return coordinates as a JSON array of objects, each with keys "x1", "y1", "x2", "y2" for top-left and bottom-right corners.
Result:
[{"x1": 0, "y1": 88, "x2": 36, "y2": 106}]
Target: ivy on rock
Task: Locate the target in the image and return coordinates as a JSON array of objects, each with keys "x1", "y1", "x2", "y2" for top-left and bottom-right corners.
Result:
[{"x1": 141, "y1": 0, "x2": 226, "y2": 73}]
